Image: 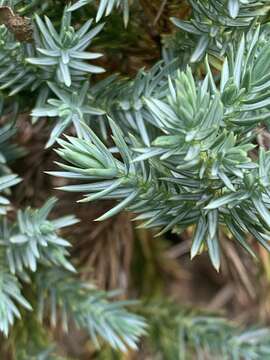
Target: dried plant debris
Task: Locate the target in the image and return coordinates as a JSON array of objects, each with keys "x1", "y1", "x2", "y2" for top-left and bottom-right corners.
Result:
[{"x1": 0, "y1": 6, "x2": 32, "y2": 42}]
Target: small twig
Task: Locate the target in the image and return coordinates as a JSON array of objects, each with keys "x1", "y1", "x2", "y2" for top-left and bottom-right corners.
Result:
[
  {"x1": 207, "y1": 285, "x2": 234, "y2": 310},
  {"x1": 166, "y1": 240, "x2": 192, "y2": 258},
  {"x1": 154, "y1": 0, "x2": 167, "y2": 25}
]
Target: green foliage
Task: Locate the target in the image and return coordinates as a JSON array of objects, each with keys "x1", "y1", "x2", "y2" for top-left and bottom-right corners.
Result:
[
  {"x1": 50, "y1": 23, "x2": 270, "y2": 271},
  {"x1": 2, "y1": 197, "x2": 78, "y2": 273},
  {"x1": 144, "y1": 301, "x2": 270, "y2": 359},
  {"x1": 0, "y1": 4, "x2": 104, "y2": 98},
  {"x1": 27, "y1": 11, "x2": 104, "y2": 87},
  {"x1": 36, "y1": 268, "x2": 146, "y2": 352},
  {"x1": 0, "y1": 25, "x2": 36, "y2": 96},
  {"x1": 171, "y1": 0, "x2": 270, "y2": 62},
  {"x1": 0, "y1": 1, "x2": 148, "y2": 354},
  {"x1": 0, "y1": 107, "x2": 22, "y2": 213},
  {"x1": 0, "y1": 198, "x2": 146, "y2": 351},
  {"x1": 0, "y1": 262, "x2": 32, "y2": 336},
  {"x1": 82, "y1": 300, "x2": 270, "y2": 360},
  {"x1": 32, "y1": 81, "x2": 105, "y2": 147},
  {"x1": 0, "y1": 197, "x2": 76, "y2": 336},
  {"x1": 1, "y1": 0, "x2": 270, "y2": 357}
]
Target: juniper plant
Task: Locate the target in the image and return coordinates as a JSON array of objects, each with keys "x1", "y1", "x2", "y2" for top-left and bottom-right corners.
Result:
[
  {"x1": 1, "y1": 0, "x2": 270, "y2": 358},
  {"x1": 52, "y1": 25, "x2": 270, "y2": 271}
]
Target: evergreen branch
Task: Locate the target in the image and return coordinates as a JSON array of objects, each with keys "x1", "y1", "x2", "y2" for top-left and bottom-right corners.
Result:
[
  {"x1": 0, "y1": 4, "x2": 104, "y2": 97},
  {"x1": 171, "y1": 0, "x2": 270, "y2": 62},
  {"x1": 31, "y1": 60, "x2": 179, "y2": 147},
  {"x1": 36, "y1": 267, "x2": 147, "y2": 352},
  {"x1": 144, "y1": 300, "x2": 270, "y2": 360},
  {"x1": 0, "y1": 197, "x2": 79, "y2": 274},
  {"x1": 0, "y1": 118, "x2": 22, "y2": 214},
  {"x1": 99, "y1": 60, "x2": 179, "y2": 146},
  {"x1": 0, "y1": 254, "x2": 32, "y2": 337},
  {"x1": 0, "y1": 25, "x2": 37, "y2": 96},
  {"x1": 0, "y1": 197, "x2": 78, "y2": 337},
  {"x1": 1, "y1": 0, "x2": 270, "y2": 357},
  {"x1": 0, "y1": 198, "x2": 146, "y2": 351},
  {"x1": 27, "y1": 10, "x2": 105, "y2": 88},
  {"x1": 32, "y1": 81, "x2": 105, "y2": 147},
  {"x1": 49, "y1": 121, "x2": 172, "y2": 224},
  {"x1": 51, "y1": 31, "x2": 270, "y2": 270}
]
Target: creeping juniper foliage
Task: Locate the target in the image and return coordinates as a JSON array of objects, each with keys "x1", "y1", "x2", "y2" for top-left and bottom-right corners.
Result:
[{"x1": 1, "y1": 0, "x2": 270, "y2": 359}]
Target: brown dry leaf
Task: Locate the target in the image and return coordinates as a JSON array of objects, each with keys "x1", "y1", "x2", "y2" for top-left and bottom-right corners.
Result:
[{"x1": 0, "y1": 6, "x2": 33, "y2": 42}]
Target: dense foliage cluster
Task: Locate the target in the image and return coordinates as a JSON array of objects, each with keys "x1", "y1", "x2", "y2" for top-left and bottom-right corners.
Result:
[{"x1": 1, "y1": 0, "x2": 270, "y2": 359}]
